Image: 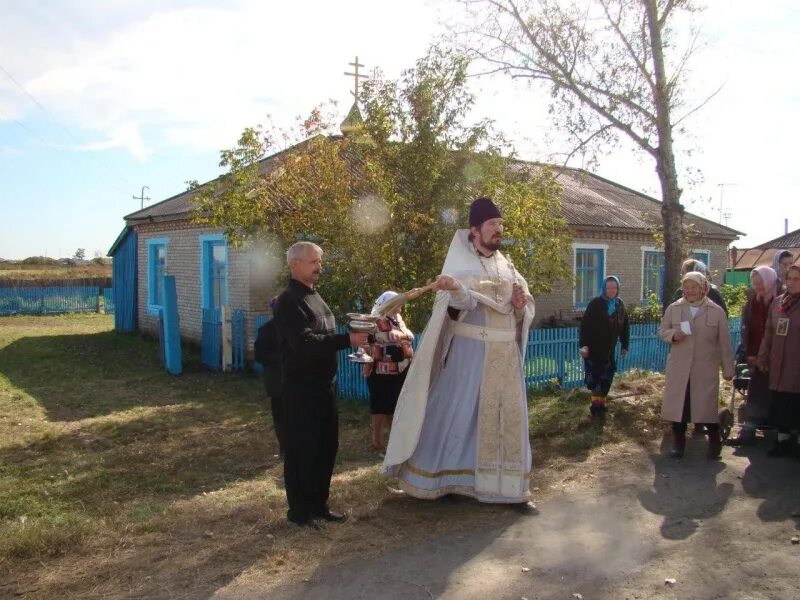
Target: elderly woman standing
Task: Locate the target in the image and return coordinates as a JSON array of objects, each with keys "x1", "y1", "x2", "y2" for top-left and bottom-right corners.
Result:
[
  {"x1": 758, "y1": 265, "x2": 800, "y2": 457},
  {"x1": 658, "y1": 272, "x2": 735, "y2": 459},
  {"x1": 579, "y1": 276, "x2": 630, "y2": 417},
  {"x1": 363, "y1": 291, "x2": 414, "y2": 451},
  {"x1": 727, "y1": 266, "x2": 778, "y2": 446}
]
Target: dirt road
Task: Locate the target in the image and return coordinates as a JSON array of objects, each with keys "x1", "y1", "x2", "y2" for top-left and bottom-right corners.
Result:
[{"x1": 216, "y1": 435, "x2": 800, "y2": 600}]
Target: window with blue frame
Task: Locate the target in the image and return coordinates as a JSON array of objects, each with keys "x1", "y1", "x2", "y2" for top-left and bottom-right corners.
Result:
[
  {"x1": 147, "y1": 238, "x2": 168, "y2": 314},
  {"x1": 575, "y1": 248, "x2": 604, "y2": 307},
  {"x1": 642, "y1": 250, "x2": 665, "y2": 300},
  {"x1": 690, "y1": 250, "x2": 710, "y2": 270},
  {"x1": 200, "y1": 234, "x2": 228, "y2": 309}
]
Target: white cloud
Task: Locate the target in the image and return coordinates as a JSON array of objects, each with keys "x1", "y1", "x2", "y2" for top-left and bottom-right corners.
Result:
[
  {"x1": 5, "y1": 1, "x2": 440, "y2": 159},
  {"x1": 71, "y1": 123, "x2": 150, "y2": 161},
  {"x1": 0, "y1": 145, "x2": 22, "y2": 157}
]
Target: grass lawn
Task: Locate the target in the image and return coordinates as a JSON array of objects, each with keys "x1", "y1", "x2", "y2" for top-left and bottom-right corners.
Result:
[
  {"x1": 0, "y1": 263, "x2": 111, "y2": 281},
  {"x1": 0, "y1": 314, "x2": 666, "y2": 598}
]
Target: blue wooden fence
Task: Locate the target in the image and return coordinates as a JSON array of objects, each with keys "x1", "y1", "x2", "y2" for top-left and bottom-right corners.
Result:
[
  {"x1": 103, "y1": 288, "x2": 115, "y2": 314},
  {"x1": 247, "y1": 315, "x2": 741, "y2": 401},
  {"x1": 0, "y1": 286, "x2": 100, "y2": 316},
  {"x1": 231, "y1": 309, "x2": 246, "y2": 371}
]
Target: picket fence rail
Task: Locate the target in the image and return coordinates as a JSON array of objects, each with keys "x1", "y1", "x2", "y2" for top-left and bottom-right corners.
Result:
[{"x1": 252, "y1": 316, "x2": 742, "y2": 401}]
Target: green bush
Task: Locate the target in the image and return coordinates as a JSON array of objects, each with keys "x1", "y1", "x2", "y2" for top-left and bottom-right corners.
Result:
[
  {"x1": 720, "y1": 284, "x2": 748, "y2": 318},
  {"x1": 628, "y1": 292, "x2": 662, "y2": 324}
]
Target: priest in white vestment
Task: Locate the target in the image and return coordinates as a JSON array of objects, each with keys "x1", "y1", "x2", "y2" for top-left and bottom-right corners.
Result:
[{"x1": 382, "y1": 197, "x2": 537, "y2": 510}]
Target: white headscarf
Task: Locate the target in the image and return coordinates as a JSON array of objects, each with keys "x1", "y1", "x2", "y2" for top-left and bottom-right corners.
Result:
[{"x1": 370, "y1": 291, "x2": 399, "y2": 316}]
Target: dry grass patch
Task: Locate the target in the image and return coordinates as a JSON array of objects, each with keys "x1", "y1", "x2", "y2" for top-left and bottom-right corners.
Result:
[{"x1": 0, "y1": 314, "x2": 669, "y2": 598}]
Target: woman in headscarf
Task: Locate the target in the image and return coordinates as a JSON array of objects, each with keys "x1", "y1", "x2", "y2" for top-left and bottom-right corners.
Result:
[
  {"x1": 772, "y1": 250, "x2": 795, "y2": 295},
  {"x1": 727, "y1": 266, "x2": 778, "y2": 446},
  {"x1": 658, "y1": 272, "x2": 735, "y2": 459},
  {"x1": 363, "y1": 291, "x2": 414, "y2": 451},
  {"x1": 758, "y1": 265, "x2": 800, "y2": 457},
  {"x1": 669, "y1": 258, "x2": 728, "y2": 316},
  {"x1": 579, "y1": 276, "x2": 630, "y2": 417}
]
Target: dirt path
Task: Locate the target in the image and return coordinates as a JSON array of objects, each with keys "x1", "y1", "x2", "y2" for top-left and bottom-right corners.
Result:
[{"x1": 215, "y1": 436, "x2": 800, "y2": 600}]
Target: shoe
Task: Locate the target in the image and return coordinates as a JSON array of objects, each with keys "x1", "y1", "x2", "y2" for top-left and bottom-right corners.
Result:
[
  {"x1": 288, "y1": 518, "x2": 323, "y2": 530},
  {"x1": 725, "y1": 434, "x2": 756, "y2": 447},
  {"x1": 669, "y1": 447, "x2": 685, "y2": 459},
  {"x1": 707, "y1": 440, "x2": 723, "y2": 460},
  {"x1": 313, "y1": 509, "x2": 348, "y2": 523},
  {"x1": 768, "y1": 439, "x2": 794, "y2": 458},
  {"x1": 514, "y1": 501, "x2": 539, "y2": 515}
]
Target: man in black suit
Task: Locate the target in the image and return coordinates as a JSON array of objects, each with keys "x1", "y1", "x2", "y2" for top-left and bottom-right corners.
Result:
[{"x1": 274, "y1": 241, "x2": 369, "y2": 528}]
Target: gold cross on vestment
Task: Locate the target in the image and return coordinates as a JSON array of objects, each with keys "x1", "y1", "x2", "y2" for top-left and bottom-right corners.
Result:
[{"x1": 344, "y1": 56, "x2": 368, "y2": 98}]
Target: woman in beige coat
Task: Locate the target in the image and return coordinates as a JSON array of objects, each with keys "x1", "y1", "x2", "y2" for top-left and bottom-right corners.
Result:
[{"x1": 658, "y1": 272, "x2": 735, "y2": 459}]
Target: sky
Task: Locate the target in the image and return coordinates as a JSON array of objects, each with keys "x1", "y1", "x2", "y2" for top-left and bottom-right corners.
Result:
[{"x1": 0, "y1": 0, "x2": 798, "y2": 260}]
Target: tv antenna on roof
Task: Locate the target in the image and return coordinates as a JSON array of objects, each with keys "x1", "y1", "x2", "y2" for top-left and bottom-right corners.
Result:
[{"x1": 717, "y1": 182, "x2": 736, "y2": 224}]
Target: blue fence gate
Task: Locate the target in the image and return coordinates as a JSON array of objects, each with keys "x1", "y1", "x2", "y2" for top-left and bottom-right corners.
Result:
[{"x1": 201, "y1": 308, "x2": 222, "y2": 370}]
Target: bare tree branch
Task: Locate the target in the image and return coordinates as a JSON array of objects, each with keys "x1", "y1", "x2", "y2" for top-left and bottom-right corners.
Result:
[{"x1": 673, "y1": 81, "x2": 724, "y2": 126}]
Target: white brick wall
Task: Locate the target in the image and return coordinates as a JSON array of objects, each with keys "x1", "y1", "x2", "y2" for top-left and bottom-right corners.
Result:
[
  {"x1": 532, "y1": 230, "x2": 731, "y2": 326},
  {"x1": 135, "y1": 221, "x2": 282, "y2": 347},
  {"x1": 134, "y1": 221, "x2": 732, "y2": 337}
]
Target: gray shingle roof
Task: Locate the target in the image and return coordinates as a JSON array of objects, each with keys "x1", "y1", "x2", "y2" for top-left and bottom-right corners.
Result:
[
  {"x1": 123, "y1": 137, "x2": 741, "y2": 241},
  {"x1": 555, "y1": 167, "x2": 740, "y2": 239},
  {"x1": 732, "y1": 247, "x2": 799, "y2": 270},
  {"x1": 755, "y1": 228, "x2": 800, "y2": 249}
]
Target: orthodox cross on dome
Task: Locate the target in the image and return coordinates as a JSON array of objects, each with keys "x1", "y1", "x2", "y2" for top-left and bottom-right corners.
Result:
[{"x1": 344, "y1": 56, "x2": 368, "y2": 99}]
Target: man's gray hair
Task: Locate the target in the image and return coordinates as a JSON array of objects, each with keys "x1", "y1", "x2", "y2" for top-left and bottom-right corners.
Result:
[
  {"x1": 286, "y1": 241, "x2": 322, "y2": 265},
  {"x1": 681, "y1": 258, "x2": 707, "y2": 276}
]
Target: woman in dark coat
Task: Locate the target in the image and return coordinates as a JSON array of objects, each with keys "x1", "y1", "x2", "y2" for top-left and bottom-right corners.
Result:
[
  {"x1": 758, "y1": 265, "x2": 800, "y2": 457},
  {"x1": 727, "y1": 266, "x2": 778, "y2": 446},
  {"x1": 579, "y1": 275, "x2": 630, "y2": 417}
]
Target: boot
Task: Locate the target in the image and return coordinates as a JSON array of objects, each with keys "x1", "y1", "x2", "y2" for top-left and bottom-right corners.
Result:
[
  {"x1": 707, "y1": 429, "x2": 723, "y2": 459},
  {"x1": 670, "y1": 432, "x2": 686, "y2": 458}
]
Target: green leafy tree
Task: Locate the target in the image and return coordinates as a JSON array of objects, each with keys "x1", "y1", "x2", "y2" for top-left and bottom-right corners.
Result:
[
  {"x1": 193, "y1": 48, "x2": 572, "y2": 328},
  {"x1": 450, "y1": 0, "x2": 717, "y2": 307},
  {"x1": 720, "y1": 283, "x2": 748, "y2": 318}
]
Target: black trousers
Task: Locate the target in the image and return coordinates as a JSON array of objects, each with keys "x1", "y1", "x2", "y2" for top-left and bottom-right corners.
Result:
[
  {"x1": 282, "y1": 379, "x2": 339, "y2": 523},
  {"x1": 772, "y1": 391, "x2": 800, "y2": 434},
  {"x1": 672, "y1": 381, "x2": 719, "y2": 437},
  {"x1": 263, "y1": 371, "x2": 285, "y2": 454}
]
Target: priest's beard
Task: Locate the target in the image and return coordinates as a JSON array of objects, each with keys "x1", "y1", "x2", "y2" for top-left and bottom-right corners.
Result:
[{"x1": 476, "y1": 231, "x2": 502, "y2": 253}]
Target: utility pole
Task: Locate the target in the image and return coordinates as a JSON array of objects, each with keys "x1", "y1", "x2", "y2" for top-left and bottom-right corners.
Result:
[{"x1": 133, "y1": 185, "x2": 151, "y2": 210}]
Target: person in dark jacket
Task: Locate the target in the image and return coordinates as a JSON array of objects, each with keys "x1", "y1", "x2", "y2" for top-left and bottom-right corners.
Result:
[
  {"x1": 669, "y1": 259, "x2": 728, "y2": 316},
  {"x1": 579, "y1": 275, "x2": 630, "y2": 417},
  {"x1": 758, "y1": 265, "x2": 800, "y2": 457},
  {"x1": 726, "y1": 266, "x2": 778, "y2": 446},
  {"x1": 255, "y1": 297, "x2": 284, "y2": 458},
  {"x1": 274, "y1": 241, "x2": 369, "y2": 528}
]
